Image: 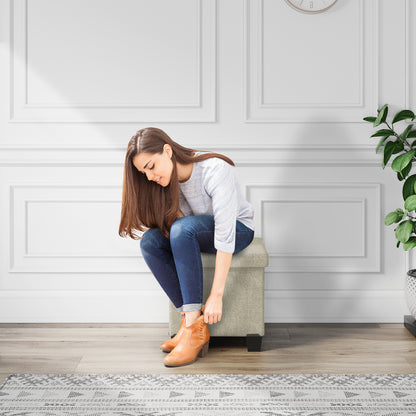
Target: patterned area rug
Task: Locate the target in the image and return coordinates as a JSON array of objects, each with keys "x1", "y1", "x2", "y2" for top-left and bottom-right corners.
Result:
[{"x1": 0, "y1": 373, "x2": 416, "y2": 416}]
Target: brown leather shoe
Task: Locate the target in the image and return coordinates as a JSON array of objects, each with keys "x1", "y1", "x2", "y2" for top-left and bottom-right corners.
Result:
[
  {"x1": 163, "y1": 311, "x2": 210, "y2": 367},
  {"x1": 160, "y1": 315, "x2": 186, "y2": 353},
  {"x1": 160, "y1": 305, "x2": 206, "y2": 353}
]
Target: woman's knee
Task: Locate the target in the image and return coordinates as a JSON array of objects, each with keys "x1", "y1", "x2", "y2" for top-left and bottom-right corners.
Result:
[
  {"x1": 170, "y1": 217, "x2": 194, "y2": 242},
  {"x1": 140, "y1": 228, "x2": 164, "y2": 254}
]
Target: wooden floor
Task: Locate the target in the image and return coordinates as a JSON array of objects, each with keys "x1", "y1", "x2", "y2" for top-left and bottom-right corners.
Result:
[{"x1": 1, "y1": 322, "x2": 416, "y2": 386}]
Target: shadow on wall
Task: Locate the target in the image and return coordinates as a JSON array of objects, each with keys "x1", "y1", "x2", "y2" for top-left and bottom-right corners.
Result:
[
  {"x1": 8, "y1": 0, "x2": 405, "y2": 327},
  {"x1": 262, "y1": 121, "x2": 393, "y2": 330}
]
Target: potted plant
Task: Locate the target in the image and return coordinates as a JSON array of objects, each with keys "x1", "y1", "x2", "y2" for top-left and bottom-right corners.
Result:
[{"x1": 364, "y1": 104, "x2": 416, "y2": 335}]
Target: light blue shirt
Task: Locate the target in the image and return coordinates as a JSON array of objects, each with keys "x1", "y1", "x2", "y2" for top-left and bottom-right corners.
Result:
[{"x1": 178, "y1": 156, "x2": 255, "y2": 253}]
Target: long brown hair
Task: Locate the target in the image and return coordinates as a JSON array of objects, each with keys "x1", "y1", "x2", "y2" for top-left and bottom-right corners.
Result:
[{"x1": 118, "y1": 127, "x2": 235, "y2": 240}]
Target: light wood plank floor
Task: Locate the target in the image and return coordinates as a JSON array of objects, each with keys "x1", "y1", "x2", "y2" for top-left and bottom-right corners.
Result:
[{"x1": 1, "y1": 323, "x2": 415, "y2": 386}]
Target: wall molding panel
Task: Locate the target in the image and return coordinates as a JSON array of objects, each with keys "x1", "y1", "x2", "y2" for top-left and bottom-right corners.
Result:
[
  {"x1": 247, "y1": 183, "x2": 381, "y2": 273},
  {"x1": 9, "y1": 184, "x2": 146, "y2": 273},
  {"x1": 10, "y1": 0, "x2": 217, "y2": 123},
  {"x1": 244, "y1": 0, "x2": 379, "y2": 122}
]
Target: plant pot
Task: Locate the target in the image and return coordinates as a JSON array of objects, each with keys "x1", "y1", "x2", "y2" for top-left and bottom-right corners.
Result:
[{"x1": 405, "y1": 269, "x2": 416, "y2": 320}]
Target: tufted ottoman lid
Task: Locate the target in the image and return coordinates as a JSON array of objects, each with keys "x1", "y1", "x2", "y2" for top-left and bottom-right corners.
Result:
[{"x1": 200, "y1": 237, "x2": 269, "y2": 268}]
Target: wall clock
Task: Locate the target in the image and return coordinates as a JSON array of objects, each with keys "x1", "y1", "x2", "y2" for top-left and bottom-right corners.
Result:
[{"x1": 285, "y1": 0, "x2": 338, "y2": 14}]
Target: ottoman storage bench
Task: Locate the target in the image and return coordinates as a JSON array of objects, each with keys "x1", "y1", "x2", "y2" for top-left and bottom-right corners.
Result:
[{"x1": 168, "y1": 237, "x2": 269, "y2": 352}]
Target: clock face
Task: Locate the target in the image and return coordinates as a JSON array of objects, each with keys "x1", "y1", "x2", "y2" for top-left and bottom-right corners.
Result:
[{"x1": 285, "y1": 0, "x2": 338, "y2": 14}]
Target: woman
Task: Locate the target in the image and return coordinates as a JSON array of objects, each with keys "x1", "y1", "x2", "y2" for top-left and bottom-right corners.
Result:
[{"x1": 118, "y1": 127, "x2": 255, "y2": 367}]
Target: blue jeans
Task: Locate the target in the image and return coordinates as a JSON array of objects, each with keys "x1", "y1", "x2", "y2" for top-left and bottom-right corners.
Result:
[{"x1": 140, "y1": 215, "x2": 255, "y2": 312}]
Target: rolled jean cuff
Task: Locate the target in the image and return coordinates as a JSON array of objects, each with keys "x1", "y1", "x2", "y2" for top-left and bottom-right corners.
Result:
[
  {"x1": 182, "y1": 303, "x2": 203, "y2": 312},
  {"x1": 175, "y1": 305, "x2": 183, "y2": 313}
]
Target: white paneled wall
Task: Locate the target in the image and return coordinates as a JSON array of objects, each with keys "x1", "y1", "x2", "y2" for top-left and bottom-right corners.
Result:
[
  {"x1": 245, "y1": 0, "x2": 378, "y2": 122},
  {"x1": 10, "y1": 0, "x2": 216, "y2": 122},
  {"x1": 0, "y1": 0, "x2": 413, "y2": 322}
]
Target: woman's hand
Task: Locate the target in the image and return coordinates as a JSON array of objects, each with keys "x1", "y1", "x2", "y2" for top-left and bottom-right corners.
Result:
[{"x1": 203, "y1": 293, "x2": 223, "y2": 324}]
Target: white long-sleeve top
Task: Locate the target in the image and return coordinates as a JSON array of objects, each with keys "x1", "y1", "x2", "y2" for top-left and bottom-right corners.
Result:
[{"x1": 178, "y1": 155, "x2": 255, "y2": 253}]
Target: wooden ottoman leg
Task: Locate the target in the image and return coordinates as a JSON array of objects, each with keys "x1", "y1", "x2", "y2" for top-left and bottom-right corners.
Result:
[{"x1": 246, "y1": 334, "x2": 262, "y2": 352}]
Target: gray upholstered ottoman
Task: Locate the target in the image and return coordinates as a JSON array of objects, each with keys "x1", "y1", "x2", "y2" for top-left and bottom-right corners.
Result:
[{"x1": 168, "y1": 237, "x2": 269, "y2": 351}]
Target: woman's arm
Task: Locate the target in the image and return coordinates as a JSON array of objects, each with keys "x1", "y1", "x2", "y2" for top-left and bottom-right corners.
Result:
[
  {"x1": 203, "y1": 250, "x2": 232, "y2": 324},
  {"x1": 202, "y1": 159, "x2": 238, "y2": 324},
  {"x1": 211, "y1": 250, "x2": 232, "y2": 296}
]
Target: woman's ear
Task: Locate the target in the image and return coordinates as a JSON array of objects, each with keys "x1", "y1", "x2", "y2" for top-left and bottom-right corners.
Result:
[{"x1": 164, "y1": 144, "x2": 173, "y2": 159}]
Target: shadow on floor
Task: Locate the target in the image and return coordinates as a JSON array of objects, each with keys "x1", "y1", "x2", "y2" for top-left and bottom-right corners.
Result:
[{"x1": 207, "y1": 322, "x2": 384, "y2": 352}]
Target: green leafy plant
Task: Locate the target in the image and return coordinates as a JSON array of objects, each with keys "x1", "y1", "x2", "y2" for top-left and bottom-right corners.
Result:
[{"x1": 364, "y1": 104, "x2": 416, "y2": 250}]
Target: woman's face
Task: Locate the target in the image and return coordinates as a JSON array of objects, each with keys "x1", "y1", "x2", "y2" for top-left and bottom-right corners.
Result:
[{"x1": 133, "y1": 144, "x2": 173, "y2": 187}]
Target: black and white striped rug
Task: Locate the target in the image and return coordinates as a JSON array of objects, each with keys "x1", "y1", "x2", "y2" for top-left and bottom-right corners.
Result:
[{"x1": 1, "y1": 373, "x2": 416, "y2": 415}]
